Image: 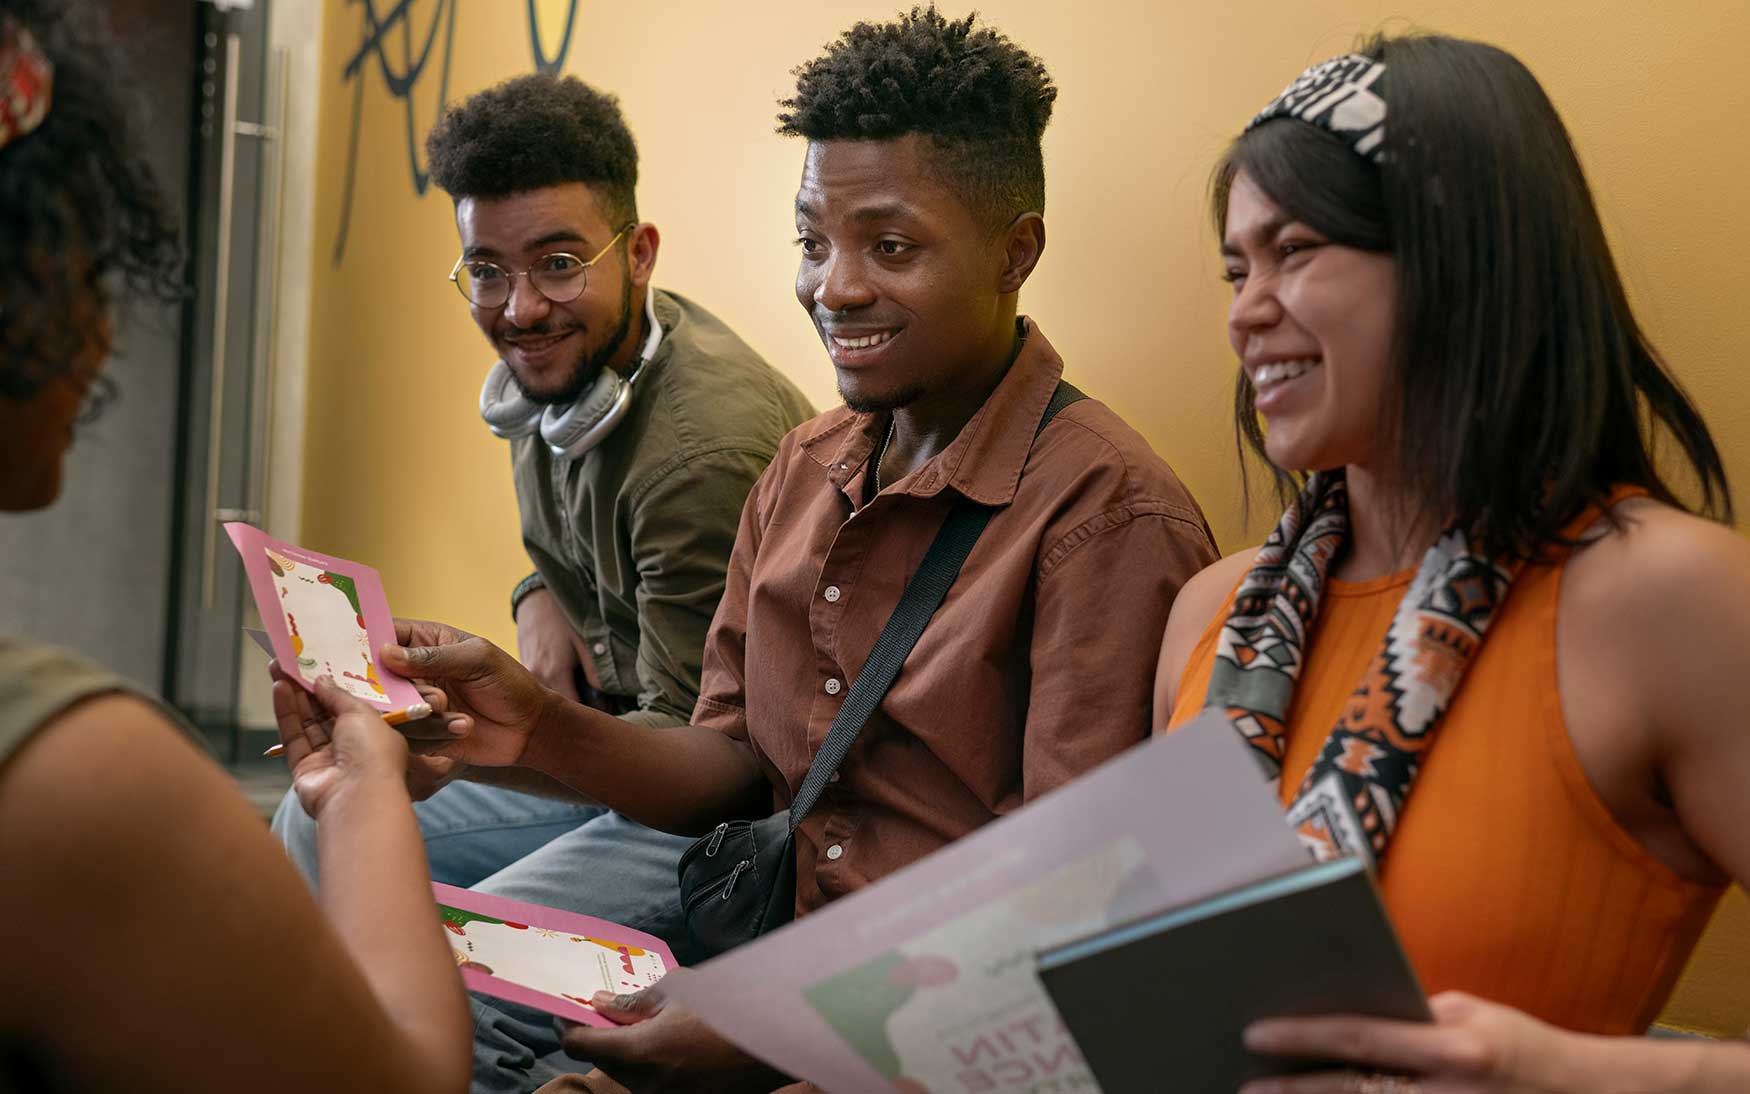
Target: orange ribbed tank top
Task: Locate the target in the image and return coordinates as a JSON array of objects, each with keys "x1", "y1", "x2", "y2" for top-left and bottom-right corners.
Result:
[{"x1": 1169, "y1": 512, "x2": 1726, "y2": 1034}]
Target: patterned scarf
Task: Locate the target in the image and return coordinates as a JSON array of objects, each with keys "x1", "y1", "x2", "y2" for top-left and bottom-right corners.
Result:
[
  {"x1": 1205, "y1": 472, "x2": 1520, "y2": 867},
  {"x1": 0, "y1": 16, "x2": 53, "y2": 153}
]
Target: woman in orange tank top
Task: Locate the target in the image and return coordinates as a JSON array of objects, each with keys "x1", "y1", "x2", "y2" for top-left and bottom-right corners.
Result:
[{"x1": 1156, "y1": 34, "x2": 1750, "y2": 1093}]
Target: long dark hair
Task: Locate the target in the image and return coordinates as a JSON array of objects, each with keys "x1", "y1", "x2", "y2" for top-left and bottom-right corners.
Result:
[
  {"x1": 1213, "y1": 33, "x2": 1730, "y2": 559},
  {"x1": 0, "y1": 0, "x2": 182, "y2": 403}
]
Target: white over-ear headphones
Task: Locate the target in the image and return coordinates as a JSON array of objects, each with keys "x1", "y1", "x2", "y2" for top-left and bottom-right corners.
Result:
[{"x1": 479, "y1": 285, "x2": 663, "y2": 459}]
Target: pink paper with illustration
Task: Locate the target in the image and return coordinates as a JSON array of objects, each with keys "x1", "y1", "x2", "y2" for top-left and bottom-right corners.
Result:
[
  {"x1": 224, "y1": 523, "x2": 424, "y2": 712},
  {"x1": 435, "y1": 884, "x2": 677, "y2": 1027}
]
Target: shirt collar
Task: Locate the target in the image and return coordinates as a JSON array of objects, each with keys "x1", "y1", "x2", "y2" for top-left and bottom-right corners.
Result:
[{"x1": 803, "y1": 317, "x2": 1067, "y2": 507}]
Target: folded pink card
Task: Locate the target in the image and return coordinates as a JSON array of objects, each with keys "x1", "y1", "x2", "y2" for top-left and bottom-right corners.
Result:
[
  {"x1": 225, "y1": 523, "x2": 424, "y2": 714},
  {"x1": 435, "y1": 884, "x2": 678, "y2": 1026}
]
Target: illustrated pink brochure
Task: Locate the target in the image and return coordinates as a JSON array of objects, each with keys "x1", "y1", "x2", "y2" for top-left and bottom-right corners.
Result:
[
  {"x1": 224, "y1": 523, "x2": 424, "y2": 713},
  {"x1": 435, "y1": 884, "x2": 677, "y2": 1027}
]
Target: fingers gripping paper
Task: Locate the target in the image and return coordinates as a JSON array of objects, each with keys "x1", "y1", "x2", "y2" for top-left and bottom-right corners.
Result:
[{"x1": 224, "y1": 523, "x2": 424, "y2": 712}]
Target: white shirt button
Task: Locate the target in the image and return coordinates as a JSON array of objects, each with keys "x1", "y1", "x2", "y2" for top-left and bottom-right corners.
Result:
[
  {"x1": 829, "y1": 771, "x2": 841, "y2": 783},
  {"x1": 823, "y1": 677, "x2": 842, "y2": 695},
  {"x1": 826, "y1": 843, "x2": 844, "y2": 860},
  {"x1": 592, "y1": 642, "x2": 608, "y2": 656},
  {"x1": 823, "y1": 585, "x2": 842, "y2": 603}
]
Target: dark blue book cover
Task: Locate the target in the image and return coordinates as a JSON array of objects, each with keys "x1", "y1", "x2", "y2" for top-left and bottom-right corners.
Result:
[{"x1": 1036, "y1": 855, "x2": 1430, "y2": 1092}]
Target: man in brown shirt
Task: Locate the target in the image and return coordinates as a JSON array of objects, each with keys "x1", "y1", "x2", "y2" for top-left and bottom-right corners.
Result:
[
  {"x1": 689, "y1": 318, "x2": 1215, "y2": 915},
  {"x1": 381, "y1": 10, "x2": 1217, "y2": 1091}
]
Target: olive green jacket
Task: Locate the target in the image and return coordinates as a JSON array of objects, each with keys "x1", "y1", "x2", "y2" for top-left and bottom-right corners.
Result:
[{"x1": 511, "y1": 289, "x2": 814, "y2": 728}]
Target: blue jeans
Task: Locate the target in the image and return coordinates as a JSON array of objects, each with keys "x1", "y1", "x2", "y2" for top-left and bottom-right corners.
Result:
[{"x1": 270, "y1": 781, "x2": 700, "y2": 1093}]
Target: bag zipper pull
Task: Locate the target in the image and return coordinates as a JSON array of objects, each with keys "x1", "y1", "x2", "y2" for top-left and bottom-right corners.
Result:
[
  {"x1": 721, "y1": 859, "x2": 751, "y2": 900},
  {"x1": 705, "y1": 821, "x2": 729, "y2": 857}
]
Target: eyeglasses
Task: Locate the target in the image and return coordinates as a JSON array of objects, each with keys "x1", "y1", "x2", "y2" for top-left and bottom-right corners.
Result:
[{"x1": 448, "y1": 224, "x2": 633, "y2": 309}]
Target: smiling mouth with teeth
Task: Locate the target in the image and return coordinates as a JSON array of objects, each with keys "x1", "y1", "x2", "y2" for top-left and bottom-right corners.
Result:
[
  {"x1": 830, "y1": 330, "x2": 896, "y2": 350},
  {"x1": 1250, "y1": 358, "x2": 1321, "y2": 390}
]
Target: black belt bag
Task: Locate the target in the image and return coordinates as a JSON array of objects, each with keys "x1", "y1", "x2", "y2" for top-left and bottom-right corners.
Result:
[
  {"x1": 677, "y1": 382, "x2": 1085, "y2": 959},
  {"x1": 676, "y1": 812, "x2": 796, "y2": 955}
]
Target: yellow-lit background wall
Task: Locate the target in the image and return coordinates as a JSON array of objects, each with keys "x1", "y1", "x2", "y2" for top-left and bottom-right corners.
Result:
[{"x1": 298, "y1": 0, "x2": 1749, "y2": 1034}]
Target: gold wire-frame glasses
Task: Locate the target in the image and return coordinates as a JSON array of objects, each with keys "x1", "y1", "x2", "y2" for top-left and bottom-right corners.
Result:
[{"x1": 448, "y1": 223, "x2": 633, "y2": 309}]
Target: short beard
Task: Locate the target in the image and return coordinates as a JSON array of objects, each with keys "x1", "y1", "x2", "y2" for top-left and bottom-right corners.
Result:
[
  {"x1": 840, "y1": 382, "x2": 925, "y2": 415},
  {"x1": 510, "y1": 272, "x2": 636, "y2": 406}
]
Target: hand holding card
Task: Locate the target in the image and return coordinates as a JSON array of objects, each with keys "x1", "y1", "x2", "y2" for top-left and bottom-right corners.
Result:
[
  {"x1": 225, "y1": 523, "x2": 426, "y2": 715},
  {"x1": 435, "y1": 884, "x2": 678, "y2": 1027}
]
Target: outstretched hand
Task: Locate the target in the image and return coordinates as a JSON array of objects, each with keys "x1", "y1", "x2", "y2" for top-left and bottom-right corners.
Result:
[
  {"x1": 271, "y1": 662, "x2": 471, "y2": 802},
  {"x1": 379, "y1": 618, "x2": 554, "y2": 768},
  {"x1": 272, "y1": 671, "x2": 412, "y2": 820}
]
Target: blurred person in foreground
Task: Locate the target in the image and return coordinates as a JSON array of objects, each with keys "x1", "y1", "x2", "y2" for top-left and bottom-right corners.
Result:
[{"x1": 0, "y1": 4, "x2": 469, "y2": 1090}]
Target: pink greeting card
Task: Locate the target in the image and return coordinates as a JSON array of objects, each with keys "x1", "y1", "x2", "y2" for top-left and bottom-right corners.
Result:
[
  {"x1": 434, "y1": 884, "x2": 677, "y2": 1027},
  {"x1": 224, "y1": 523, "x2": 424, "y2": 714}
]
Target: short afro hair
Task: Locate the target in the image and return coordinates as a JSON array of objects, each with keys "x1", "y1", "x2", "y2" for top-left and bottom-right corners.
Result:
[
  {"x1": 0, "y1": 0, "x2": 182, "y2": 402},
  {"x1": 777, "y1": 6, "x2": 1056, "y2": 229},
  {"x1": 426, "y1": 73, "x2": 638, "y2": 225}
]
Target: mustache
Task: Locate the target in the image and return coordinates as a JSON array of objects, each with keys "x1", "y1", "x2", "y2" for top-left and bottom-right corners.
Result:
[
  {"x1": 814, "y1": 314, "x2": 903, "y2": 332},
  {"x1": 501, "y1": 323, "x2": 581, "y2": 338}
]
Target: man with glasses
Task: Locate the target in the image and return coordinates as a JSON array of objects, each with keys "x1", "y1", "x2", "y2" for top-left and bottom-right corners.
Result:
[{"x1": 270, "y1": 74, "x2": 813, "y2": 975}]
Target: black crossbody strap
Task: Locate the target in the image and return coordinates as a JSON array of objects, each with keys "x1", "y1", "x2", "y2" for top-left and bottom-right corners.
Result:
[{"x1": 788, "y1": 380, "x2": 1086, "y2": 831}]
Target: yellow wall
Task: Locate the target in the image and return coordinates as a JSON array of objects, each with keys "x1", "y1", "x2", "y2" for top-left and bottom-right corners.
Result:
[{"x1": 299, "y1": 1, "x2": 1750, "y2": 1034}]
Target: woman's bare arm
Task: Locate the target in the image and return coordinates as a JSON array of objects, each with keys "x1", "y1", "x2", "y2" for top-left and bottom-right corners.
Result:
[
  {"x1": 1561, "y1": 500, "x2": 1750, "y2": 887},
  {"x1": 0, "y1": 693, "x2": 470, "y2": 1094}
]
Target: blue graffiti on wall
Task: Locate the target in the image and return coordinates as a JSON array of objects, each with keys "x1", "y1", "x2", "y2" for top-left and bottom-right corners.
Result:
[{"x1": 332, "y1": 0, "x2": 580, "y2": 265}]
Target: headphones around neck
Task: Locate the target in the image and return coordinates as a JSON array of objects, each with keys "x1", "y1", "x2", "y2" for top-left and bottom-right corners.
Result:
[{"x1": 478, "y1": 285, "x2": 663, "y2": 459}]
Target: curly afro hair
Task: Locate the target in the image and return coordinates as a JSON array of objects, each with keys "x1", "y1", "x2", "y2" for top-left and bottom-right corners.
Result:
[
  {"x1": 777, "y1": 5, "x2": 1056, "y2": 228},
  {"x1": 426, "y1": 73, "x2": 639, "y2": 225},
  {"x1": 0, "y1": 0, "x2": 182, "y2": 402}
]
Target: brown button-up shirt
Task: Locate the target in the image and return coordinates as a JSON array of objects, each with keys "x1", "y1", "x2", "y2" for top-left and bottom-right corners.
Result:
[{"x1": 692, "y1": 321, "x2": 1219, "y2": 916}]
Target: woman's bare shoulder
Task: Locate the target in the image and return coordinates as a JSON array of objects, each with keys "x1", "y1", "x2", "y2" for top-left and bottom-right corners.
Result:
[
  {"x1": 1155, "y1": 548, "x2": 1257, "y2": 725},
  {"x1": 0, "y1": 692, "x2": 214, "y2": 843},
  {"x1": 1168, "y1": 548, "x2": 1256, "y2": 639},
  {"x1": 1559, "y1": 497, "x2": 1750, "y2": 757},
  {"x1": 1563, "y1": 497, "x2": 1750, "y2": 623}
]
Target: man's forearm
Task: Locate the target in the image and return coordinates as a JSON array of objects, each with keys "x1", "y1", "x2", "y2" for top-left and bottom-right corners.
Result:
[
  {"x1": 460, "y1": 764, "x2": 602, "y2": 806},
  {"x1": 515, "y1": 696, "x2": 770, "y2": 836}
]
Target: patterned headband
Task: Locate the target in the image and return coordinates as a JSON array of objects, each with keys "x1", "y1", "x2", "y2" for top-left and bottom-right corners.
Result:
[
  {"x1": 1247, "y1": 53, "x2": 1386, "y2": 163},
  {"x1": 0, "y1": 16, "x2": 53, "y2": 153}
]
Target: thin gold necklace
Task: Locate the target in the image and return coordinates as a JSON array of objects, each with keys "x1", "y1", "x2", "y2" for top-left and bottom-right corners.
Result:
[{"x1": 872, "y1": 416, "x2": 896, "y2": 494}]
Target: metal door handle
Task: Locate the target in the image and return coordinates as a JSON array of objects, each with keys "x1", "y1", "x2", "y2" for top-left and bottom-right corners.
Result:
[
  {"x1": 200, "y1": 32, "x2": 242, "y2": 610},
  {"x1": 201, "y1": 33, "x2": 283, "y2": 608},
  {"x1": 246, "y1": 46, "x2": 289, "y2": 536}
]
